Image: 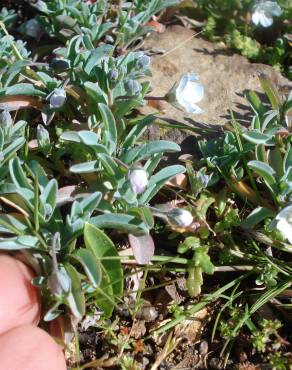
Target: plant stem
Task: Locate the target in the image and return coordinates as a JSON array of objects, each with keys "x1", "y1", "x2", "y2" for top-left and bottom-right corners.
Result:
[{"x1": 0, "y1": 21, "x2": 23, "y2": 61}]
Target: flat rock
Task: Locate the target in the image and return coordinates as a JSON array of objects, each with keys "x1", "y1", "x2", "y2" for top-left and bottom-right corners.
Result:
[{"x1": 142, "y1": 26, "x2": 291, "y2": 144}]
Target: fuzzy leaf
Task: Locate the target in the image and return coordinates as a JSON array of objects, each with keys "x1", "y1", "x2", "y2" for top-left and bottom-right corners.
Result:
[
  {"x1": 242, "y1": 130, "x2": 272, "y2": 145},
  {"x1": 98, "y1": 103, "x2": 117, "y2": 155},
  {"x1": 248, "y1": 160, "x2": 276, "y2": 186},
  {"x1": 72, "y1": 248, "x2": 102, "y2": 288},
  {"x1": 4, "y1": 83, "x2": 46, "y2": 97},
  {"x1": 64, "y1": 264, "x2": 85, "y2": 319},
  {"x1": 242, "y1": 207, "x2": 274, "y2": 229},
  {"x1": 121, "y1": 140, "x2": 181, "y2": 164}
]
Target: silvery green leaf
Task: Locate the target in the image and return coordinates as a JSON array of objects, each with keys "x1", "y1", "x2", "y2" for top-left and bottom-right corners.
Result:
[
  {"x1": 242, "y1": 130, "x2": 272, "y2": 145},
  {"x1": 139, "y1": 165, "x2": 185, "y2": 203},
  {"x1": 9, "y1": 157, "x2": 32, "y2": 189},
  {"x1": 0, "y1": 213, "x2": 28, "y2": 234},
  {"x1": 0, "y1": 183, "x2": 34, "y2": 205},
  {"x1": 40, "y1": 179, "x2": 57, "y2": 220},
  {"x1": 28, "y1": 160, "x2": 49, "y2": 189},
  {"x1": 99, "y1": 103, "x2": 117, "y2": 155},
  {"x1": 61, "y1": 131, "x2": 108, "y2": 154},
  {"x1": 241, "y1": 207, "x2": 275, "y2": 229},
  {"x1": 78, "y1": 131, "x2": 100, "y2": 146},
  {"x1": 84, "y1": 44, "x2": 114, "y2": 75},
  {"x1": 121, "y1": 140, "x2": 181, "y2": 164},
  {"x1": 72, "y1": 248, "x2": 102, "y2": 288},
  {"x1": 79, "y1": 192, "x2": 101, "y2": 215},
  {"x1": 248, "y1": 160, "x2": 276, "y2": 186},
  {"x1": 0, "y1": 235, "x2": 38, "y2": 250},
  {"x1": 98, "y1": 153, "x2": 124, "y2": 179},
  {"x1": 89, "y1": 213, "x2": 149, "y2": 235},
  {"x1": 33, "y1": 0, "x2": 49, "y2": 13},
  {"x1": 84, "y1": 81, "x2": 107, "y2": 105},
  {"x1": 70, "y1": 161, "x2": 100, "y2": 173},
  {"x1": 2, "y1": 137, "x2": 25, "y2": 161},
  {"x1": 11, "y1": 120, "x2": 26, "y2": 136},
  {"x1": 122, "y1": 115, "x2": 154, "y2": 148},
  {"x1": 43, "y1": 305, "x2": 63, "y2": 322},
  {"x1": 5, "y1": 83, "x2": 46, "y2": 97},
  {"x1": 64, "y1": 264, "x2": 85, "y2": 319}
]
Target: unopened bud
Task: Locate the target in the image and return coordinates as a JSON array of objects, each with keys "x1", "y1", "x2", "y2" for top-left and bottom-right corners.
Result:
[
  {"x1": 108, "y1": 69, "x2": 119, "y2": 81},
  {"x1": 49, "y1": 88, "x2": 66, "y2": 108},
  {"x1": 124, "y1": 79, "x2": 141, "y2": 95},
  {"x1": 128, "y1": 168, "x2": 148, "y2": 194},
  {"x1": 137, "y1": 54, "x2": 151, "y2": 69},
  {"x1": 167, "y1": 208, "x2": 193, "y2": 228}
]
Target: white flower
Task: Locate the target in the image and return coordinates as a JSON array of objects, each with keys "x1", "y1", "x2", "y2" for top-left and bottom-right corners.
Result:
[
  {"x1": 252, "y1": 1, "x2": 282, "y2": 28},
  {"x1": 25, "y1": 19, "x2": 41, "y2": 38},
  {"x1": 49, "y1": 88, "x2": 66, "y2": 108},
  {"x1": 275, "y1": 205, "x2": 292, "y2": 244},
  {"x1": 167, "y1": 208, "x2": 193, "y2": 228},
  {"x1": 165, "y1": 73, "x2": 204, "y2": 114},
  {"x1": 128, "y1": 168, "x2": 148, "y2": 194}
]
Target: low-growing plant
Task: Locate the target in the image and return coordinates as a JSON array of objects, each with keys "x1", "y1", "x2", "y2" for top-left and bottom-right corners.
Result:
[
  {"x1": 0, "y1": 1, "x2": 291, "y2": 368},
  {"x1": 0, "y1": 0, "x2": 191, "y2": 327}
]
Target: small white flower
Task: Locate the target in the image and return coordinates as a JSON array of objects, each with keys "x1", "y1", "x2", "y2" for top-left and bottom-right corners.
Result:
[
  {"x1": 167, "y1": 208, "x2": 193, "y2": 228},
  {"x1": 252, "y1": 1, "x2": 282, "y2": 28},
  {"x1": 25, "y1": 19, "x2": 41, "y2": 38},
  {"x1": 165, "y1": 73, "x2": 204, "y2": 114},
  {"x1": 275, "y1": 205, "x2": 292, "y2": 244},
  {"x1": 49, "y1": 88, "x2": 66, "y2": 108},
  {"x1": 128, "y1": 168, "x2": 148, "y2": 194}
]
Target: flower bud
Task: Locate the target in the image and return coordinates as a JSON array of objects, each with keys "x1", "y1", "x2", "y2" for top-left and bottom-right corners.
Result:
[
  {"x1": 137, "y1": 54, "x2": 151, "y2": 69},
  {"x1": 25, "y1": 19, "x2": 41, "y2": 38},
  {"x1": 167, "y1": 208, "x2": 193, "y2": 228},
  {"x1": 49, "y1": 88, "x2": 66, "y2": 108},
  {"x1": 37, "y1": 124, "x2": 51, "y2": 154},
  {"x1": 128, "y1": 168, "x2": 148, "y2": 194},
  {"x1": 124, "y1": 79, "x2": 142, "y2": 95},
  {"x1": 108, "y1": 69, "x2": 119, "y2": 81}
]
